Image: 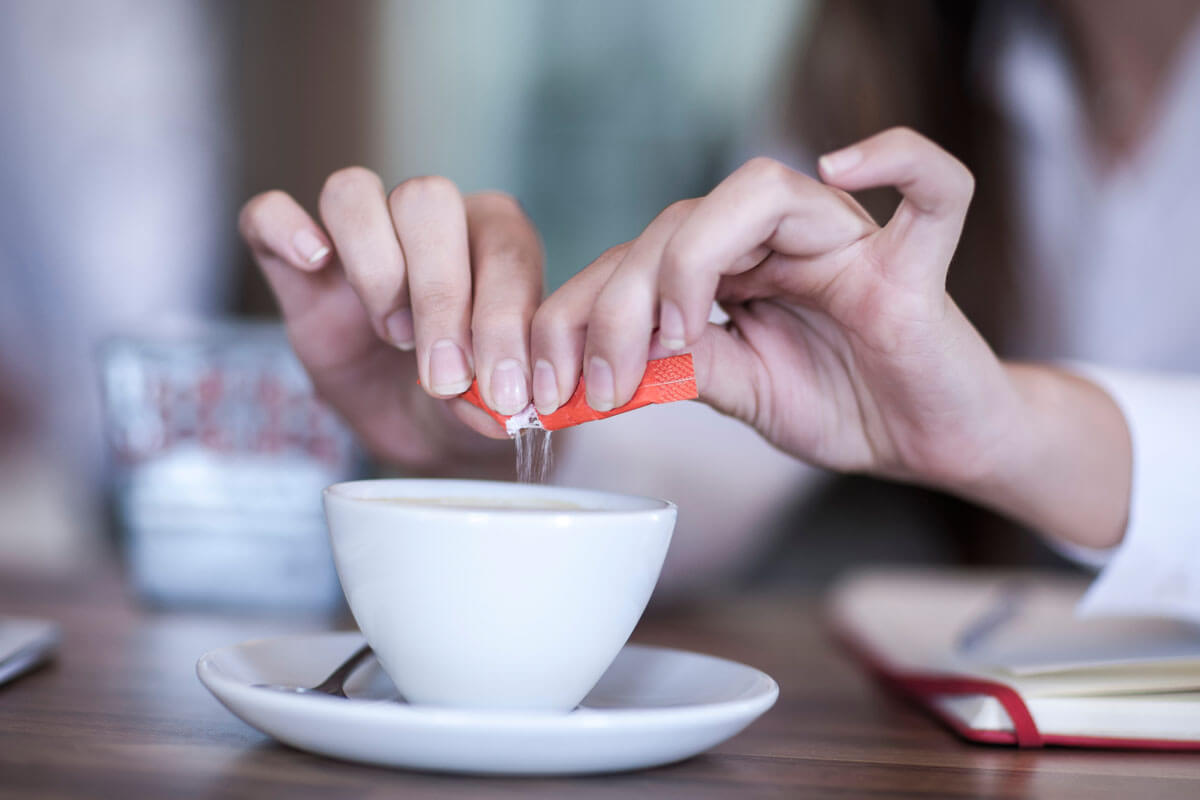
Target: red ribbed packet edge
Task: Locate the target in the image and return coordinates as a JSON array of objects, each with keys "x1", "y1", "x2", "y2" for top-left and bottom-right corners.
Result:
[{"x1": 460, "y1": 353, "x2": 697, "y2": 432}]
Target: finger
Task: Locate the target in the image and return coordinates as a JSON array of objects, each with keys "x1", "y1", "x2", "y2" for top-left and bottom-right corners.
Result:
[
  {"x1": 528, "y1": 243, "x2": 629, "y2": 415},
  {"x1": 817, "y1": 126, "x2": 975, "y2": 283},
  {"x1": 657, "y1": 157, "x2": 875, "y2": 349},
  {"x1": 582, "y1": 200, "x2": 697, "y2": 411},
  {"x1": 685, "y1": 318, "x2": 765, "y2": 428},
  {"x1": 318, "y1": 167, "x2": 415, "y2": 350},
  {"x1": 239, "y1": 189, "x2": 335, "y2": 318},
  {"x1": 450, "y1": 398, "x2": 510, "y2": 440},
  {"x1": 465, "y1": 192, "x2": 544, "y2": 415},
  {"x1": 240, "y1": 189, "x2": 333, "y2": 274},
  {"x1": 239, "y1": 189, "x2": 377, "y2": 370},
  {"x1": 387, "y1": 176, "x2": 475, "y2": 398}
]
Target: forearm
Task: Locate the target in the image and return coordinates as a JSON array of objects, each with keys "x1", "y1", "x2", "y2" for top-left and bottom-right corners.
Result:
[{"x1": 952, "y1": 363, "x2": 1133, "y2": 550}]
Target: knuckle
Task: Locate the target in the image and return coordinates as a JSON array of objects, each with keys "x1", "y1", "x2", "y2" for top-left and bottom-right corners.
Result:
[
  {"x1": 475, "y1": 282, "x2": 540, "y2": 318},
  {"x1": 880, "y1": 127, "x2": 928, "y2": 166},
  {"x1": 480, "y1": 249, "x2": 543, "y2": 296},
  {"x1": 660, "y1": 236, "x2": 701, "y2": 280},
  {"x1": 592, "y1": 242, "x2": 632, "y2": 271},
  {"x1": 472, "y1": 306, "x2": 529, "y2": 341},
  {"x1": 886, "y1": 125, "x2": 923, "y2": 147},
  {"x1": 323, "y1": 165, "x2": 382, "y2": 196},
  {"x1": 320, "y1": 166, "x2": 382, "y2": 208},
  {"x1": 590, "y1": 278, "x2": 649, "y2": 341},
  {"x1": 738, "y1": 156, "x2": 798, "y2": 204},
  {"x1": 473, "y1": 222, "x2": 539, "y2": 268},
  {"x1": 346, "y1": 261, "x2": 402, "y2": 304},
  {"x1": 413, "y1": 281, "x2": 466, "y2": 316},
  {"x1": 470, "y1": 190, "x2": 524, "y2": 217},
  {"x1": 468, "y1": 193, "x2": 542, "y2": 273},
  {"x1": 531, "y1": 297, "x2": 576, "y2": 341},
  {"x1": 952, "y1": 161, "x2": 976, "y2": 201},
  {"x1": 741, "y1": 156, "x2": 792, "y2": 186},
  {"x1": 587, "y1": 301, "x2": 624, "y2": 340},
  {"x1": 238, "y1": 190, "x2": 289, "y2": 237},
  {"x1": 388, "y1": 174, "x2": 461, "y2": 214},
  {"x1": 742, "y1": 155, "x2": 782, "y2": 174},
  {"x1": 658, "y1": 198, "x2": 698, "y2": 226},
  {"x1": 479, "y1": 236, "x2": 541, "y2": 278}
]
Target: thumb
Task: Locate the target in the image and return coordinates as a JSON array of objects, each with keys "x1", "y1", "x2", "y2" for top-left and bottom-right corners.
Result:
[{"x1": 647, "y1": 320, "x2": 763, "y2": 429}]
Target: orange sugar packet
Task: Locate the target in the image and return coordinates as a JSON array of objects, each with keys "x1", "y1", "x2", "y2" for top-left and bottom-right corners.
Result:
[{"x1": 460, "y1": 353, "x2": 697, "y2": 433}]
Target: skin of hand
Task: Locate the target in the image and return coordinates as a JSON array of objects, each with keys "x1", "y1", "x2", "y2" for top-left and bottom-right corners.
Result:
[
  {"x1": 530, "y1": 127, "x2": 1132, "y2": 549},
  {"x1": 239, "y1": 170, "x2": 542, "y2": 475}
]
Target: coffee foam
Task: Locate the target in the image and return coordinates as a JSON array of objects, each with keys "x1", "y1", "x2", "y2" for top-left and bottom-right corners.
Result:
[{"x1": 365, "y1": 496, "x2": 586, "y2": 511}]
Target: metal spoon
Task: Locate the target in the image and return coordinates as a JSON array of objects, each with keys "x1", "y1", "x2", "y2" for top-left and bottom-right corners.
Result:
[{"x1": 253, "y1": 643, "x2": 374, "y2": 698}]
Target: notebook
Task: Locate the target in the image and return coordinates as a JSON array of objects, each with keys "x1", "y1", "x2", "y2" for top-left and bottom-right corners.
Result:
[{"x1": 828, "y1": 569, "x2": 1200, "y2": 749}]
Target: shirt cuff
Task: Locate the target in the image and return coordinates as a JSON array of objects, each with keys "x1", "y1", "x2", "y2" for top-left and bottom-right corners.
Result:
[{"x1": 1064, "y1": 364, "x2": 1200, "y2": 622}]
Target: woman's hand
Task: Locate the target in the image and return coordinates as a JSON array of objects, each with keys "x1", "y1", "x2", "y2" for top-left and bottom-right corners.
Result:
[
  {"x1": 533, "y1": 128, "x2": 1009, "y2": 481},
  {"x1": 239, "y1": 170, "x2": 542, "y2": 473},
  {"x1": 532, "y1": 128, "x2": 1131, "y2": 547}
]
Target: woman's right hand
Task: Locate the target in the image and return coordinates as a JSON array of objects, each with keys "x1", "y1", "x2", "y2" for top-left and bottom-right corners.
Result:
[
  {"x1": 238, "y1": 169, "x2": 543, "y2": 472},
  {"x1": 530, "y1": 129, "x2": 1131, "y2": 549}
]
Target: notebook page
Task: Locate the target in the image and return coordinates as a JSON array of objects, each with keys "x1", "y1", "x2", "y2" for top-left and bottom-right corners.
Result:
[{"x1": 829, "y1": 569, "x2": 1200, "y2": 698}]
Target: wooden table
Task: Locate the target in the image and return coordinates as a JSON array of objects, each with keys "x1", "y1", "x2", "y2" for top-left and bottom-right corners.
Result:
[{"x1": 2, "y1": 565, "x2": 1198, "y2": 799}]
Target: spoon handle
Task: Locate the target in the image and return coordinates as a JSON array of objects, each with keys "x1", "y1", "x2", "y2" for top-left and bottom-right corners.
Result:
[{"x1": 312, "y1": 643, "x2": 374, "y2": 697}]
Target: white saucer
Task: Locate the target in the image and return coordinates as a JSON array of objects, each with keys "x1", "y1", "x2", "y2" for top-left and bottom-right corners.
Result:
[{"x1": 197, "y1": 632, "x2": 778, "y2": 775}]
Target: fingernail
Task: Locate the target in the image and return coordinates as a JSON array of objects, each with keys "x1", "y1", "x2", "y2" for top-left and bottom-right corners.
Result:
[
  {"x1": 658, "y1": 299, "x2": 687, "y2": 351},
  {"x1": 819, "y1": 146, "x2": 863, "y2": 177},
  {"x1": 429, "y1": 339, "x2": 472, "y2": 396},
  {"x1": 533, "y1": 359, "x2": 559, "y2": 415},
  {"x1": 292, "y1": 229, "x2": 330, "y2": 266},
  {"x1": 585, "y1": 356, "x2": 615, "y2": 412},
  {"x1": 491, "y1": 358, "x2": 528, "y2": 416},
  {"x1": 384, "y1": 308, "x2": 415, "y2": 350}
]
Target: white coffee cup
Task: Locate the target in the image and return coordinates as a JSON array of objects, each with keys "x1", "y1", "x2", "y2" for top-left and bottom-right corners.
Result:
[{"x1": 323, "y1": 479, "x2": 676, "y2": 711}]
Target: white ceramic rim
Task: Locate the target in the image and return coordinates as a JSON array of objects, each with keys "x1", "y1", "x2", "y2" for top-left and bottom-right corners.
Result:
[{"x1": 323, "y1": 478, "x2": 676, "y2": 517}]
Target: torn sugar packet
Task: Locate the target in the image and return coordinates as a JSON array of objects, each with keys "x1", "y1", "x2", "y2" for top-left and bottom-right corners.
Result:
[
  {"x1": 459, "y1": 353, "x2": 698, "y2": 434},
  {"x1": 504, "y1": 404, "x2": 543, "y2": 435}
]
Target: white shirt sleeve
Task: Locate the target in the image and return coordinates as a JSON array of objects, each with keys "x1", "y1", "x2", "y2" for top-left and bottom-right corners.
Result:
[{"x1": 1061, "y1": 365, "x2": 1200, "y2": 622}]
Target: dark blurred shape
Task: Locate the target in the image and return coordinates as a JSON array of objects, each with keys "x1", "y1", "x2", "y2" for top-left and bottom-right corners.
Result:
[
  {"x1": 229, "y1": 0, "x2": 379, "y2": 316},
  {"x1": 0, "y1": 357, "x2": 28, "y2": 448},
  {"x1": 0, "y1": 0, "x2": 240, "y2": 571},
  {"x1": 776, "y1": 0, "x2": 1061, "y2": 576},
  {"x1": 788, "y1": 0, "x2": 1017, "y2": 353}
]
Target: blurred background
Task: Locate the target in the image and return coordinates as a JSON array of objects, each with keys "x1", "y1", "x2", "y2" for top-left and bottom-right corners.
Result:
[
  {"x1": 7, "y1": 0, "x2": 1187, "y2": 607},
  {"x1": 0, "y1": 0, "x2": 806, "y2": 596}
]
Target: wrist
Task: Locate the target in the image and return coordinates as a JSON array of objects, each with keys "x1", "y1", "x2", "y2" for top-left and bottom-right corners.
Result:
[{"x1": 957, "y1": 363, "x2": 1132, "y2": 549}]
